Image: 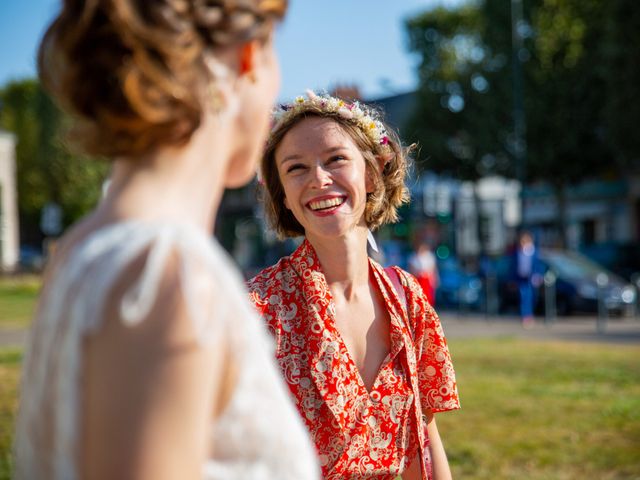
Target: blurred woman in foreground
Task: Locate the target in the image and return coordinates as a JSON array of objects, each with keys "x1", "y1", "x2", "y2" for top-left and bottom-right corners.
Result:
[{"x1": 14, "y1": 1, "x2": 319, "y2": 479}]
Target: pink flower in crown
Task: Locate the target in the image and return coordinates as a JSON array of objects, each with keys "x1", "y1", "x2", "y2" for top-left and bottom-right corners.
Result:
[{"x1": 337, "y1": 107, "x2": 354, "y2": 119}]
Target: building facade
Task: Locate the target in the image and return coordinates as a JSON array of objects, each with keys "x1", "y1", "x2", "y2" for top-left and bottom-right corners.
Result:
[{"x1": 0, "y1": 129, "x2": 19, "y2": 271}]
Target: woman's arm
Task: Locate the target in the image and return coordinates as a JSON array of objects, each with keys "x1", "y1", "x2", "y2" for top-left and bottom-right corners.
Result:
[
  {"x1": 425, "y1": 414, "x2": 452, "y2": 480},
  {"x1": 402, "y1": 414, "x2": 452, "y2": 480}
]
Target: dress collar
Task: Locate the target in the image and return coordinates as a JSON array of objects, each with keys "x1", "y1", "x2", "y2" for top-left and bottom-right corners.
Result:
[{"x1": 288, "y1": 239, "x2": 413, "y2": 384}]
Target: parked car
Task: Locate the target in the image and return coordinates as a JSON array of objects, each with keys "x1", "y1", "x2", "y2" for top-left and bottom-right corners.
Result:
[
  {"x1": 499, "y1": 249, "x2": 636, "y2": 316},
  {"x1": 435, "y1": 256, "x2": 483, "y2": 311},
  {"x1": 19, "y1": 245, "x2": 45, "y2": 271},
  {"x1": 580, "y1": 242, "x2": 640, "y2": 283}
]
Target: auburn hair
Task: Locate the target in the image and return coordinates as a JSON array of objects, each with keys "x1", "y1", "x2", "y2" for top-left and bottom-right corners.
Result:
[{"x1": 38, "y1": 0, "x2": 287, "y2": 157}]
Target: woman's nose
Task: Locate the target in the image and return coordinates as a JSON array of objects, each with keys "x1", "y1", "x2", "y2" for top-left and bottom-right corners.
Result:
[{"x1": 309, "y1": 163, "x2": 332, "y2": 188}]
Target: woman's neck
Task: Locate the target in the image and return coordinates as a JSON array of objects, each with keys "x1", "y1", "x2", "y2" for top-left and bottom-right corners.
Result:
[
  {"x1": 95, "y1": 113, "x2": 233, "y2": 233},
  {"x1": 307, "y1": 227, "x2": 370, "y2": 301}
]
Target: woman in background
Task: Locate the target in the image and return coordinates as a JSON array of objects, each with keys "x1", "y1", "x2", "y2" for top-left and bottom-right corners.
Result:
[
  {"x1": 249, "y1": 91, "x2": 459, "y2": 479},
  {"x1": 409, "y1": 242, "x2": 439, "y2": 307}
]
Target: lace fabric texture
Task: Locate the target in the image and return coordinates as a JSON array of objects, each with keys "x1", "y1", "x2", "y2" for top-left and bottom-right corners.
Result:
[{"x1": 14, "y1": 221, "x2": 319, "y2": 480}]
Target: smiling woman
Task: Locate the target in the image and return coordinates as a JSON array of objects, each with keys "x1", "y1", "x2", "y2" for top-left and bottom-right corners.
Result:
[
  {"x1": 248, "y1": 91, "x2": 460, "y2": 480},
  {"x1": 261, "y1": 91, "x2": 409, "y2": 238}
]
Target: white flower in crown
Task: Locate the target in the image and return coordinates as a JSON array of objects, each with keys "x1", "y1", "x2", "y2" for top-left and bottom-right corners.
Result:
[{"x1": 271, "y1": 90, "x2": 391, "y2": 149}]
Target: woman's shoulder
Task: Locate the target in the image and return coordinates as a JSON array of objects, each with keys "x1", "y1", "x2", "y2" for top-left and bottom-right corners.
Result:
[
  {"x1": 46, "y1": 220, "x2": 243, "y2": 336},
  {"x1": 247, "y1": 254, "x2": 296, "y2": 294}
]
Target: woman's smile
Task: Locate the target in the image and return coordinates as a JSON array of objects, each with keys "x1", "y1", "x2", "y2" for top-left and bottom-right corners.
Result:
[{"x1": 307, "y1": 195, "x2": 347, "y2": 214}]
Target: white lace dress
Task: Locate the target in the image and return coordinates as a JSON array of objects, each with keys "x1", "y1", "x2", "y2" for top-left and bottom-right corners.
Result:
[{"x1": 14, "y1": 221, "x2": 319, "y2": 480}]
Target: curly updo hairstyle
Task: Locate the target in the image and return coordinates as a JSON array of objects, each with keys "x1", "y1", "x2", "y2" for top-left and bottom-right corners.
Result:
[
  {"x1": 261, "y1": 102, "x2": 412, "y2": 238},
  {"x1": 38, "y1": 0, "x2": 287, "y2": 157}
]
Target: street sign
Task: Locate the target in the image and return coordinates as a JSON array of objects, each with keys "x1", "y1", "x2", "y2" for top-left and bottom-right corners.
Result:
[{"x1": 40, "y1": 201, "x2": 63, "y2": 236}]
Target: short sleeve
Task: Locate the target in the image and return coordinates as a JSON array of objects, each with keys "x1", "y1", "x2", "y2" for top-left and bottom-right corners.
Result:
[
  {"x1": 402, "y1": 272, "x2": 460, "y2": 414},
  {"x1": 248, "y1": 288, "x2": 268, "y2": 317}
]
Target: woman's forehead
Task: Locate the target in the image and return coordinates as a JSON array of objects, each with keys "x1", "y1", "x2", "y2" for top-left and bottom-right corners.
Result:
[{"x1": 277, "y1": 117, "x2": 356, "y2": 154}]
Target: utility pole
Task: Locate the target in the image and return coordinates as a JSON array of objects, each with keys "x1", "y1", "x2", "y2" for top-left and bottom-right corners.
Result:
[{"x1": 511, "y1": 0, "x2": 527, "y2": 226}]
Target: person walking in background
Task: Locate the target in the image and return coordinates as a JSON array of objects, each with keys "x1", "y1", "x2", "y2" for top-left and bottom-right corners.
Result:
[
  {"x1": 248, "y1": 91, "x2": 459, "y2": 480},
  {"x1": 409, "y1": 242, "x2": 439, "y2": 306},
  {"x1": 14, "y1": 1, "x2": 320, "y2": 479},
  {"x1": 514, "y1": 230, "x2": 540, "y2": 328}
]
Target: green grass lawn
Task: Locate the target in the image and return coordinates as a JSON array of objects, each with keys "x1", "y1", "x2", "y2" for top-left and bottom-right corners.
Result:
[
  {"x1": 0, "y1": 276, "x2": 40, "y2": 329},
  {"x1": 439, "y1": 338, "x2": 640, "y2": 479},
  {"x1": 0, "y1": 277, "x2": 638, "y2": 480},
  {"x1": 0, "y1": 348, "x2": 21, "y2": 479}
]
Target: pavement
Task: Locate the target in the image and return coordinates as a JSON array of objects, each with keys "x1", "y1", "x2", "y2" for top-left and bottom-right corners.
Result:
[
  {"x1": 2, "y1": 314, "x2": 640, "y2": 348},
  {"x1": 0, "y1": 328, "x2": 27, "y2": 348},
  {"x1": 439, "y1": 312, "x2": 640, "y2": 345}
]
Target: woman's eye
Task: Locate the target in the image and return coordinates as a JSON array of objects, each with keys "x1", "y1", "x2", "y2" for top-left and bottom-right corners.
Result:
[
  {"x1": 329, "y1": 155, "x2": 346, "y2": 164},
  {"x1": 286, "y1": 164, "x2": 305, "y2": 173}
]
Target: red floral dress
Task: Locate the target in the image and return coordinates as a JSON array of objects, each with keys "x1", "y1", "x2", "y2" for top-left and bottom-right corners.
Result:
[{"x1": 248, "y1": 240, "x2": 460, "y2": 479}]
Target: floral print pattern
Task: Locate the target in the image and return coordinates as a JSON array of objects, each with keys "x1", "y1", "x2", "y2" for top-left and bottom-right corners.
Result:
[{"x1": 248, "y1": 240, "x2": 459, "y2": 479}]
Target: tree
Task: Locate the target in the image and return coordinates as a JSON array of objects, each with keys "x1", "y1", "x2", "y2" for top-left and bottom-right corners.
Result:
[
  {"x1": 405, "y1": 0, "x2": 639, "y2": 245},
  {"x1": 405, "y1": 1, "x2": 535, "y2": 180},
  {"x1": 0, "y1": 79, "x2": 109, "y2": 244},
  {"x1": 602, "y1": 0, "x2": 640, "y2": 169}
]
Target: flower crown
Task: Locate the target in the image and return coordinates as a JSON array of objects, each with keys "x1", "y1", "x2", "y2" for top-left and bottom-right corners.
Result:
[{"x1": 271, "y1": 90, "x2": 391, "y2": 150}]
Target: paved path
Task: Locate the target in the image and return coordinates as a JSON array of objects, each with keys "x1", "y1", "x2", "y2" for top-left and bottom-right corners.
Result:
[
  {"x1": 439, "y1": 313, "x2": 640, "y2": 345},
  {"x1": 2, "y1": 315, "x2": 640, "y2": 348},
  {"x1": 0, "y1": 328, "x2": 27, "y2": 348}
]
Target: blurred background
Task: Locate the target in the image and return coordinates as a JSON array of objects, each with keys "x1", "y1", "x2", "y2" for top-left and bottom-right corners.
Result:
[
  {"x1": 1, "y1": 0, "x2": 639, "y2": 479},
  {"x1": 2, "y1": 0, "x2": 640, "y2": 318}
]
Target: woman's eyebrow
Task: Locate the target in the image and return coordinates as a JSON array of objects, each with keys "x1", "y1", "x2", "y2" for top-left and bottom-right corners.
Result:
[
  {"x1": 279, "y1": 153, "x2": 303, "y2": 166},
  {"x1": 323, "y1": 145, "x2": 349, "y2": 154},
  {"x1": 279, "y1": 145, "x2": 350, "y2": 165}
]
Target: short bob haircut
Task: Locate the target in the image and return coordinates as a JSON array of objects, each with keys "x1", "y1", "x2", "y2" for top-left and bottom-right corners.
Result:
[{"x1": 261, "y1": 99, "x2": 412, "y2": 238}]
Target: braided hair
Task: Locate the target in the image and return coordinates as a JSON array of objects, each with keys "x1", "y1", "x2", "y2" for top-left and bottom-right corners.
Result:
[{"x1": 38, "y1": 0, "x2": 287, "y2": 157}]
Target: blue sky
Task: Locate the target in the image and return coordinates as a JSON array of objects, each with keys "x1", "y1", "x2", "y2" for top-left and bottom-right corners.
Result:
[{"x1": 0, "y1": 0, "x2": 466, "y2": 102}]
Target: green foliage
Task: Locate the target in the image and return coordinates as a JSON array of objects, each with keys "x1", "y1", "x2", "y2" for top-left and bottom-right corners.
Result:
[
  {"x1": 602, "y1": 0, "x2": 640, "y2": 168},
  {"x1": 527, "y1": 0, "x2": 613, "y2": 186},
  {"x1": 405, "y1": 0, "x2": 640, "y2": 183},
  {"x1": 0, "y1": 79, "x2": 109, "y2": 240}
]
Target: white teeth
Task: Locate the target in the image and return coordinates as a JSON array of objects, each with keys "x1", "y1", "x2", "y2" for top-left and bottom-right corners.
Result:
[{"x1": 309, "y1": 197, "x2": 344, "y2": 211}]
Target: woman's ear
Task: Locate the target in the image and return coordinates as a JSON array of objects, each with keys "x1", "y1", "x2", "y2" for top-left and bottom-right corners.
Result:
[
  {"x1": 365, "y1": 167, "x2": 376, "y2": 193},
  {"x1": 377, "y1": 152, "x2": 393, "y2": 171},
  {"x1": 239, "y1": 40, "x2": 258, "y2": 81},
  {"x1": 366, "y1": 153, "x2": 392, "y2": 192}
]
